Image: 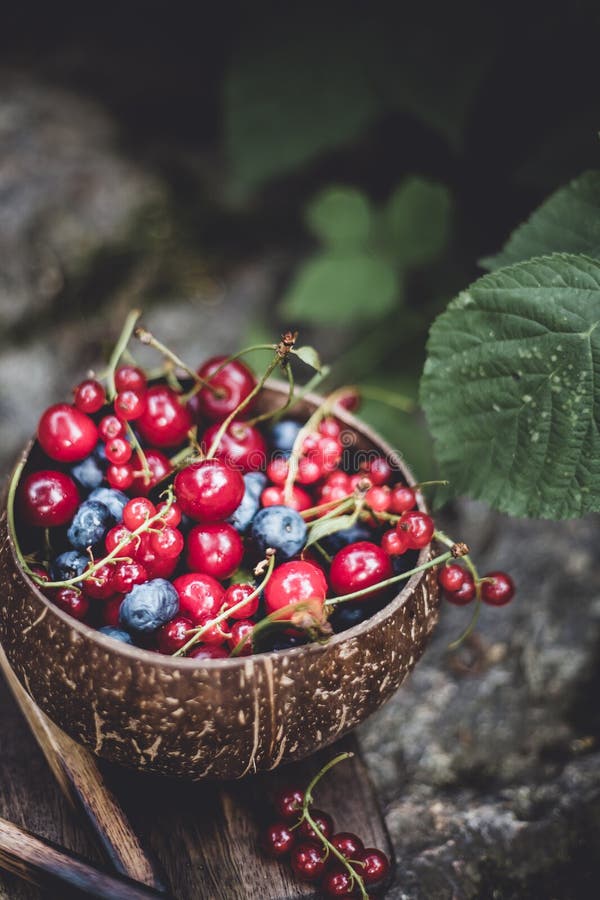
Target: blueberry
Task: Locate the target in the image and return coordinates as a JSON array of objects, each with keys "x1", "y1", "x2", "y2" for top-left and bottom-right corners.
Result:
[
  {"x1": 119, "y1": 579, "x2": 179, "y2": 633},
  {"x1": 321, "y1": 523, "x2": 373, "y2": 556},
  {"x1": 70, "y1": 455, "x2": 105, "y2": 491},
  {"x1": 50, "y1": 550, "x2": 90, "y2": 581},
  {"x1": 269, "y1": 419, "x2": 302, "y2": 454},
  {"x1": 93, "y1": 442, "x2": 108, "y2": 464},
  {"x1": 228, "y1": 473, "x2": 265, "y2": 532},
  {"x1": 98, "y1": 626, "x2": 133, "y2": 645},
  {"x1": 329, "y1": 601, "x2": 375, "y2": 633},
  {"x1": 391, "y1": 548, "x2": 419, "y2": 576},
  {"x1": 88, "y1": 487, "x2": 129, "y2": 522},
  {"x1": 257, "y1": 630, "x2": 308, "y2": 652},
  {"x1": 248, "y1": 506, "x2": 307, "y2": 561},
  {"x1": 67, "y1": 501, "x2": 115, "y2": 551}
]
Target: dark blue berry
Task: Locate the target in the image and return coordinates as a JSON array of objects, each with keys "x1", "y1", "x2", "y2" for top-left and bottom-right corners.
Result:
[
  {"x1": 70, "y1": 454, "x2": 105, "y2": 491},
  {"x1": 269, "y1": 419, "x2": 302, "y2": 454},
  {"x1": 321, "y1": 523, "x2": 372, "y2": 556},
  {"x1": 391, "y1": 548, "x2": 419, "y2": 576},
  {"x1": 329, "y1": 601, "x2": 375, "y2": 633},
  {"x1": 88, "y1": 487, "x2": 128, "y2": 522},
  {"x1": 119, "y1": 579, "x2": 179, "y2": 633},
  {"x1": 50, "y1": 550, "x2": 90, "y2": 581},
  {"x1": 93, "y1": 442, "x2": 108, "y2": 464},
  {"x1": 98, "y1": 626, "x2": 133, "y2": 644},
  {"x1": 228, "y1": 472, "x2": 266, "y2": 532},
  {"x1": 67, "y1": 500, "x2": 115, "y2": 551},
  {"x1": 258, "y1": 630, "x2": 308, "y2": 652},
  {"x1": 244, "y1": 471, "x2": 267, "y2": 498},
  {"x1": 248, "y1": 506, "x2": 307, "y2": 561}
]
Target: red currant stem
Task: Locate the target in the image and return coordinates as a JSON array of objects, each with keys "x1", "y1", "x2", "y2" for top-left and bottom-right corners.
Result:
[
  {"x1": 30, "y1": 488, "x2": 176, "y2": 590},
  {"x1": 7, "y1": 454, "x2": 41, "y2": 579},
  {"x1": 311, "y1": 541, "x2": 333, "y2": 564},
  {"x1": 134, "y1": 328, "x2": 218, "y2": 395},
  {"x1": 229, "y1": 597, "x2": 328, "y2": 658},
  {"x1": 270, "y1": 364, "x2": 332, "y2": 423},
  {"x1": 205, "y1": 354, "x2": 281, "y2": 459},
  {"x1": 172, "y1": 552, "x2": 276, "y2": 658},
  {"x1": 434, "y1": 529, "x2": 486, "y2": 650},
  {"x1": 204, "y1": 344, "x2": 278, "y2": 380},
  {"x1": 106, "y1": 309, "x2": 142, "y2": 400},
  {"x1": 125, "y1": 423, "x2": 152, "y2": 483},
  {"x1": 358, "y1": 384, "x2": 415, "y2": 413},
  {"x1": 324, "y1": 549, "x2": 454, "y2": 606},
  {"x1": 243, "y1": 359, "x2": 295, "y2": 428},
  {"x1": 164, "y1": 362, "x2": 184, "y2": 394},
  {"x1": 299, "y1": 495, "x2": 355, "y2": 520},
  {"x1": 412, "y1": 479, "x2": 450, "y2": 490},
  {"x1": 300, "y1": 752, "x2": 368, "y2": 899},
  {"x1": 43, "y1": 528, "x2": 52, "y2": 566}
]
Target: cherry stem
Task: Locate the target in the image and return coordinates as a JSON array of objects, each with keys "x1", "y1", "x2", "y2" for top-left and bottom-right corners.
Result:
[
  {"x1": 173, "y1": 552, "x2": 276, "y2": 658},
  {"x1": 300, "y1": 752, "x2": 368, "y2": 899},
  {"x1": 134, "y1": 327, "x2": 219, "y2": 395},
  {"x1": 244, "y1": 360, "x2": 295, "y2": 428},
  {"x1": 300, "y1": 494, "x2": 354, "y2": 520},
  {"x1": 106, "y1": 309, "x2": 142, "y2": 400},
  {"x1": 324, "y1": 549, "x2": 453, "y2": 606},
  {"x1": 270, "y1": 364, "x2": 332, "y2": 422},
  {"x1": 435, "y1": 529, "x2": 484, "y2": 650},
  {"x1": 125, "y1": 423, "x2": 152, "y2": 483}
]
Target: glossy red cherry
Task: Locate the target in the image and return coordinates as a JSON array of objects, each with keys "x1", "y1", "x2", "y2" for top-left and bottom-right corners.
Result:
[
  {"x1": 132, "y1": 448, "x2": 172, "y2": 496},
  {"x1": 114, "y1": 390, "x2": 146, "y2": 422},
  {"x1": 438, "y1": 564, "x2": 466, "y2": 593},
  {"x1": 297, "y1": 809, "x2": 334, "y2": 842},
  {"x1": 82, "y1": 563, "x2": 115, "y2": 600},
  {"x1": 173, "y1": 572, "x2": 225, "y2": 625},
  {"x1": 151, "y1": 526, "x2": 184, "y2": 560},
  {"x1": 73, "y1": 379, "x2": 106, "y2": 414},
  {"x1": 38, "y1": 404, "x2": 98, "y2": 463},
  {"x1": 481, "y1": 571, "x2": 515, "y2": 606},
  {"x1": 228, "y1": 619, "x2": 254, "y2": 655},
  {"x1": 132, "y1": 532, "x2": 178, "y2": 580},
  {"x1": 222, "y1": 583, "x2": 259, "y2": 619},
  {"x1": 264, "y1": 561, "x2": 328, "y2": 615},
  {"x1": 381, "y1": 528, "x2": 409, "y2": 556},
  {"x1": 101, "y1": 595, "x2": 123, "y2": 627},
  {"x1": 274, "y1": 786, "x2": 305, "y2": 821},
  {"x1": 397, "y1": 510, "x2": 434, "y2": 549},
  {"x1": 331, "y1": 832, "x2": 364, "y2": 859},
  {"x1": 136, "y1": 385, "x2": 193, "y2": 448},
  {"x1": 445, "y1": 571, "x2": 476, "y2": 605},
  {"x1": 123, "y1": 497, "x2": 156, "y2": 531},
  {"x1": 112, "y1": 560, "x2": 148, "y2": 594},
  {"x1": 321, "y1": 866, "x2": 354, "y2": 897},
  {"x1": 390, "y1": 484, "x2": 417, "y2": 513},
  {"x1": 260, "y1": 484, "x2": 312, "y2": 512},
  {"x1": 107, "y1": 463, "x2": 134, "y2": 490},
  {"x1": 196, "y1": 355, "x2": 257, "y2": 422},
  {"x1": 115, "y1": 365, "x2": 147, "y2": 394},
  {"x1": 53, "y1": 587, "x2": 89, "y2": 620},
  {"x1": 18, "y1": 470, "x2": 80, "y2": 527},
  {"x1": 98, "y1": 414, "x2": 124, "y2": 441},
  {"x1": 105, "y1": 437, "x2": 132, "y2": 465},
  {"x1": 174, "y1": 459, "x2": 244, "y2": 522},
  {"x1": 202, "y1": 421, "x2": 267, "y2": 473},
  {"x1": 263, "y1": 821, "x2": 296, "y2": 858},
  {"x1": 157, "y1": 615, "x2": 194, "y2": 653},
  {"x1": 189, "y1": 644, "x2": 230, "y2": 660},
  {"x1": 291, "y1": 841, "x2": 327, "y2": 882},
  {"x1": 329, "y1": 541, "x2": 393, "y2": 598},
  {"x1": 359, "y1": 847, "x2": 390, "y2": 885}
]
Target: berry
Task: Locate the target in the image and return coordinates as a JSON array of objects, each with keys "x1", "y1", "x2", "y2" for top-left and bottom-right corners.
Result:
[
  {"x1": 105, "y1": 437, "x2": 132, "y2": 465},
  {"x1": 38, "y1": 403, "x2": 98, "y2": 463},
  {"x1": 186, "y1": 522, "x2": 243, "y2": 579},
  {"x1": 438, "y1": 564, "x2": 466, "y2": 593},
  {"x1": 222, "y1": 583, "x2": 259, "y2": 619},
  {"x1": 67, "y1": 501, "x2": 115, "y2": 551},
  {"x1": 260, "y1": 485, "x2": 312, "y2": 512},
  {"x1": 297, "y1": 809, "x2": 334, "y2": 842},
  {"x1": 89, "y1": 487, "x2": 129, "y2": 522},
  {"x1": 101, "y1": 596, "x2": 123, "y2": 627},
  {"x1": 119, "y1": 578, "x2": 179, "y2": 633},
  {"x1": 107, "y1": 463, "x2": 134, "y2": 490},
  {"x1": 359, "y1": 848, "x2": 390, "y2": 886},
  {"x1": 98, "y1": 626, "x2": 133, "y2": 645},
  {"x1": 98, "y1": 414, "x2": 124, "y2": 441},
  {"x1": 330, "y1": 832, "x2": 364, "y2": 859},
  {"x1": 156, "y1": 501, "x2": 182, "y2": 528},
  {"x1": 249, "y1": 506, "x2": 307, "y2": 561},
  {"x1": 263, "y1": 821, "x2": 295, "y2": 858},
  {"x1": 227, "y1": 472, "x2": 265, "y2": 532},
  {"x1": 157, "y1": 615, "x2": 194, "y2": 653},
  {"x1": 397, "y1": 510, "x2": 434, "y2": 550},
  {"x1": 150, "y1": 526, "x2": 184, "y2": 560},
  {"x1": 131, "y1": 533, "x2": 179, "y2": 580},
  {"x1": 18, "y1": 470, "x2": 80, "y2": 528},
  {"x1": 329, "y1": 542, "x2": 393, "y2": 598},
  {"x1": 321, "y1": 522, "x2": 371, "y2": 556},
  {"x1": 202, "y1": 421, "x2": 267, "y2": 473},
  {"x1": 389, "y1": 484, "x2": 416, "y2": 514},
  {"x1": 174, "y1": 460, "x2": 244, "y2": 523},
  {"x1": 321, "y1": 866, "x2": 354, "y2": 898},
  {"x1": 228, "y1": 619, "x2": 254, "y2": 655},
  {"x1": 53, "y1": 587, "x2": 89, "y2": 620},
  {"x1": 329, "y1": 601, "x2": 374, "y2": 633},
  {"x1": 365, "y1": 457, "x2": 392, "y2": 486},
  {"x1": 123, "y1": 497, "x2": 156, "y2": 531},
  {"x1": 105, "y1": 524, "x2": 138, "y2": 557},
  {"x1": 365, "y1": 485, "x2": 391, "y2": 513},
  {"x1": 73, "y1": 379, "x2": 106, "y2": 414},
  {"x1": 50, "y1": 550, "x2": 89, "y2": 582},
  {"x1": 337, "y1": 388, "x2": 360, "y2": 411},
  {"x1": 297, "y1": 456, "x2": 322, "y2": 485},
  {"x1": 29, "y1": 566, "x2": 50, "y2": 584},
  {"x1": 266, "y1": 456, "x2": 289, "y2": 485},
  {"x1": 481, "y1": 571, "x2": 515, "y2": 606},
  {"x1": 291, "y1": 841, "x2": 327, "y2": 882},
  {"x1": 269, "y1": 419, "x2": 302, "y2": 453},
  {"x1": 132, "y1": 448, "x2": 172, "y2": 496},
  {"x1": 196, "y1": 356, "x2": 256, "y2": 422},
  {"x1": 173, "y1": 573, "x2": 225, "y2": 625},
  {"x1": 189, "y1": 644, "x2": 229, "y2": 660},
  {"x1": 115, "y1": 365, "x2": 146, "y2": 394},
  {"x1": 445, "y1": 570, "x2": 476, "y2": 605},
  {"x1": 114, "y1": 390, "x2": 146, "y2": 421},
  {"x1": 318, "y1": 417, "x2": 341, "y2": 439},
  {"x1": 82, "y1": 563, "x2": 115, "y2": 600},
  {"x1": 112, "y1": 560, "x2": 148, "y2": 594},
  {"x1": 381, "y1": 528, "x2": 409, "y2": 557},
  {"x1": 136, "y1": 385, "x2": 193, "y2": 448},
  {"x1": 274, "y1": 786, "x2": 304, "y2": 821},
  {"x1": 264, "y1": 560, "x2": 328, "y2": 615},
  {"x1": 70, "y1": 454, "x2": 105, "y2": 491}
]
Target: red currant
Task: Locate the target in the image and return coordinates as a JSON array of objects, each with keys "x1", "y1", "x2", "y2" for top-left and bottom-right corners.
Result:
[
  {"x1": 107, "y1": 463, "x2": 134, "y2": 490},
  {"x1": 297, "y1": 809, "x2": 334, "y2": 842},
  {"x1": 359, "y1": 847, "x2": 390, "y2": 885},
  {"x1": 82, "y1": 563, "x2": 115, "y2": 600},
  {"x1": 151, "y1": 526, "x2": 184, "y2": 560},
  {"x1": 112, "y1": 560, "x2": 148, "y2": 593},
  {"x1": 114, "y1": 389, "x2": 146, "y2": 421},
  {"x1": 173, "y1": 572, "x2": 225, "y2": 625},
  {"x1": 318, "y1": 417, "x2": 341, "y2": 439},
  {"x1": 156, "y1": 501, "x2": 182, "y2": 528},
  {"x1": 189, "y1": 644, "x2": 229, "y2": 660},
  {"x1": 297, "y1": 456, "x2": 322, "y2": 485},
  {"x1": 174, "y1": 459, "x2": 244, "y2": 522},
  {"x1": 105, "y1": 524, "x2": 138, "y2": 557},
  {"x1": 315, "y1": 435, "x2": 342, "y2": 473},
  {"x1": 481, "y1": 571, "x2": 515, "y2": 606},
  {"x1": 132, "y1": 448, "x2": 172, "y2": 496},
  {"x1": 263, "y1": 821, "x2": 296, "y2": 858},
  {"x1": 331, "y1": 832, "x2": 364, "y2": 858},
  {"x1": 267, "y1": 457, "x2": 290, "y2": 485},
  {"x1": 389, "y1": 484, "x2": 416, "y2": 513},
  {"x1": 381, "y1": 528, "x2": 409, "y2": 556},
  {"x1": 445, "y1": 571, "x2": 476, "y2": 605},
  {"x1": 136, "y1": 385, "x2": 192, "y2": 448},
  {"x1": 321, "y1": 866, "x2": 354, "y2": 898},
  {"x1": 274, "y1": 787, "x2": 304, "y2": 821},
  {"x1": 337, "y1": 388, "x2": 360, "y2": 411},
  {"x1": 438, "y1": 564, "x2": 466, "y2": 593},
  {"x1": 123, "y1": 497, "x2": 156, "y2": 530},
  {"x1": 157, "y1": 615, "x2": 194, "y2": 653},
  {"x1": 201, "y1": 421, "x2": 267, "y2": 474},
  {"x1": 228, "y1": 619, "x2": 254, "y2": 655},
  {"x1": 365, "y1": 485, "x2": 391, "y2": 513},
  {"x1": 222, "y1": 583, "x2": 259, "y2": 619},
  {"x1": 105, "y1": 437, "x2": 132, "y2": 465},
  {"x1": 73, "y1": 379, "x2": 106, "y2": 414},
  {"x1": 329, "y1": 542, "x2": 392, "y2": 598},
  {"x1": 397, "y1": 510, "x2": 434, "y2": 549},
  {"x1": 132, "y1": 533, "x2": 179, "y2": 580},
  {"x1": 260, "y1": 485, "x2": 312, "y2": 512},
  {"x1": 291, "y1": 841, "x2": 327, "y2": 882},
  {"x1": 99, "y1": 414, "x2": 124, "y2": 441},
  {"x1": 53, "y1": 587, "x2": 89, "y2": 621},
  {"x1": 18, "y1": 470, "x2": 80, "y2": 527},
  {"x1": 38, "y1": 404, "x2": 98, "y2": 463},
  {"x1": 365, "y1": 457, "x2": 392, "y2": 486},
  {"x1": 196, "y1": 355, "x2": 256, "y2": 422},
  {"x1": 115, "y1": 365, "x2": 147, "y2": 394}
]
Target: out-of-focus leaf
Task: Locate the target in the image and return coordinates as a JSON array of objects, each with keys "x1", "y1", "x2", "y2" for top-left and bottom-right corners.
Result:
[
  {"x1": 306, "y1": 513, "x2": 358, "y2": 550},
  {"x1": 293, "y1": 346, "x2": 322, "y2": 371},
  {"x1": 384, "y1": 178, "x2": 452, "y2": 267},
  {"x1": 305, "y1": 187, "x2": 372, "y2": 249}
]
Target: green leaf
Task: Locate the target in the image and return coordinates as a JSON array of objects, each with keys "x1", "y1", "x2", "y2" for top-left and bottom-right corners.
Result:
[
  {"x1": 293, "y1": 346, "x2": 322, "y2": 371},
  {"x1": 280, "y1": 252, "x2": 400, "y2": 325},
  {"x1": 482, "y1": 171, "x2": 600, "y2": 271},
  {"x1": 420, "y1": 253, "x2": 600, "y2": 519},
  {"x1": 305, "y1": 187, "x2": 372, "y2": 250},
  {"x1": 384, "y1": 178, "x2": 452, "y2": 267},
  {"x1": 306, "y1": 513, "x2": 358, "y2": 551}
]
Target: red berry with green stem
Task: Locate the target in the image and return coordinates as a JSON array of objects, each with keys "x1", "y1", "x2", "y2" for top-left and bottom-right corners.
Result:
[
  {"x1": 264, "y1": 560, "x2": 328, "y2": 615},
  {"x1": 202, "y1": 421, "x2": 267, "y2": 474},
  {"x1": 53, "y1": 587, "x2": 89, "y2": 621},
  {"x1": 365, "y1": 485, "x2": 391, "y2": 513},
  {"x1": 156, "y1": 501, "x2": 182, "y2": 528},
  {"x1": 38, "y1": 404, "x2": 98, "y2": 463},
  {"x1": 107, "y1": 463, "x2": 134, "y2": 490},
  {"x1": 389, "y1": 484, "x2": 416, "y2": 513},
  {"x1": 105, "y1": 524, "x2": 138, "y2": 557},
  {"x1": 115, "y1": 365, "x2": 146, "y2": 394},
  {"x1": 196, "y1": 355, "x2": 257, "y2": 422},
  {"x1": 174, "y1": 459, "x2": 244, "y2": 522},
  {"x1": 18, "y1": 470, "x2": 80, "y2": 527},
  {"x1": 329, "y1": 541, "x2": 393, "y2": 598},
  {"x1": 105, "y1": 437, "x2": 132, "y2": 465},
  {"x1": 82, "y1": 563, "x2": 115, "y2": 600},
  {"x1": 438, "y1": 563, "x2": 466, "y2": 593},
  {"x1": 74, "y1": 379, "x2": 106, "y2": 414},
  {"x1": 318, "y1": 417, "x2": 341, "y2": 439},
  {"x1": 173, "y1": 572, "x2": 225, "y2": 625},
  {"x1": 260, "y1": 485, "x2": 312, "y2": 512},
  {"x1": 228, "y1": 619, "x2": 254, "y2": 655},
  {"x1": 132, "y1": 448, "x2": 172, "y2": 496},
  {"x1": 331, "y1": 832, "x2": 364, "y2": 859},
  {"x1": 481, "y1": 571, "x2": 515, "y2": 606},
  {"x1": 99, "y1": 414, "x2": 124, "y2": 441},
  {"x1": 365, "y1": 457, "x2": 391, "y2": 486},
  {"x1": 397, "y1": 510, "x2": 434, "y2": 550},
  {"x1": 112, "y1": 560, "x2": 148, "y2": 594},
  {"x1": 123, "y1": 497, "x2": 156, "y2": 531},
  {"x1": 291, "y1": 841, "x2": 327, "y2": 882},
  {"x1": 445, "y1": 571, "x2": 476, "y2": 605},
  {"x1": 222, "y1": 583, "x2": 259, "y2": 619},
  {"x1": 274, "y1": 786, "x2": 305, "y2": 821},
  {"x1": 136, "y1": 385, "x2": 192, "y2": 447},
  {"x1": 157, "y1": 615, "x2": 194, "y2": 653},
  {"x1": 132, "y1": 533, "x2": 179, "y2": 580},
  {"x1": 297, "y1": 809, "x2": 334, "y2": 842},
  {"x1": 297, "y1": 456, "x2": 322, "y2": 484},
  {"x1": 114, "y1": 390, "x2": 146, "y2": 421},
  {"x1": 359, "y1": 848, "x2": 390, "y2": 886},
  {"x1": 381, "y1": 528, "x2": 410, "y2": 556},
  {"x1": 321, "y1": 866, "x2": 354, "y2": 898},
  {"x1": 151, "y1": 526, "x2": 184, "y2": 560},
  {"x1": 263, "y1": 821, "x2": 296, "y2": 858}
]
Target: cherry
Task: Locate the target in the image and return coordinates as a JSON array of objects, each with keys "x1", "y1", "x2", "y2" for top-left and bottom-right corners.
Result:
[
  {"x1": 337, "y1": 388, "x2": 360, "y2": 412},
  {"x1": 201, "y1": 421, "x2": 267, "y2": 473},
  {"x1": 150, "y1": 526, "x2": 184, "y2": 560},
  {"x1": 397, "y1": 510, "x2": 434, "y2": 549},
  {"x1": 107, "y1": 463, "x2": 134, "y2": 490},
  {"x1": 132, "y1": 533, "x2": 179, "y2": 580},
  {"x1": 53, "y1": 587, "x2": 89, "y2": 621},
  {"x1": 263, "y1": 821, "x2": 296, "y2": 858},
  {"x1": 321, "y1": 866, "x2": 354, "y2": 898},
  {"x1": 132, "y1": 448, "x2": 172, "y2": 496},
  {"x1": 222, "y1": 583, "x2": 259, "y2": 619},
  {"x1": 82, "y1": 563, "x2": 115, "y2": 600},
  {"x1": 99, "y1": 414, "x2": 124, "y2": 441},
  {"x1": 365, "y1": 485, "x2": 391, "y2": 513},
  {"x1": 481, "y1": 571, "x2": 515, "y2": 606},
  {"x1": 228, "y1": 619, "x2": 254, "y2": 655},
  {"x1": 264, "y1": 560, "x2": 328, "y2": 615},
  {"x1": 445, "y1": 571, "x2": 476, "y2": 605},
  {"x1": 18, "y1": 470, "x2": 80, "y2": 527},
  {"x1": 115, "y1": 365, "x2": 147, "y2": 394},
  {"x1": 329, "y1": 542, "x2": 393, "y2": 598},
  {"x1": 101, "y1": 595, "x2": 123, "y2": 627},
  {"x1": 331, "y1": 832, "x2": 364, "y2": 859},
  {"x1": 105, "y1": 437, "x2": 132, "y2": 465},
  {"x1": 123, "y1": 497, "x2": 156, "y2": 531},
  {"x1": 359, "y1": 848, "x2": 390, "y2": 886},
  {"x1": 189, "y1": 644, "x2": 229, "y2": 660},
  {"x1": 157, "y1": 615, "x2": 194, "y2": 653},
  {"x1": 290, "y1": 841, "x2": 327, "y2": 882},
  {"x1": 174, "y1": 459, "x2": 244, "y2": 522},
  {"x1": 73, "y1": 379, "x2": 106, "y2": 414},
  {"x1": 196, "y1": 355, "x2": 256, "y2": 422},
  {"x1": 38, "y1": 404, "x2": 98, "y2": 463},
  {"x1": 438, "y1": 563, "x2": 466, "y2": 593},
  {"x1": 260, "y1": 485, "x2": 312, "y2": 512},
  {"x1": 112, "y1": 560, "x2": 148, "y2": 594},
  {"x1": 390, "y1": 484, "x2": 416, "y2": 514},
  {"x1": 274, "y1": 786, "x2": 304, "y2": 821},
  {"x1": 114, "y1": 390, "x2": 146, "y2": 422},
  {"x1": 297, "y1": 809, "x2": 334, "y2": 842},
  {"x1": 364, "y1": 457, "x2": 392, "y2": 486},
  {"x1": 136, "y1": 385, "x2": 192, "y2": 448},
  {"x1": 29, "y1": 565, "x2": 50, "y2": 584},
  {"x1": 381, "y1": 528, "x2": 409, "y2": 556},
  {"x1": 173, "y1": 572, "x2": 225, "y2": 625}
]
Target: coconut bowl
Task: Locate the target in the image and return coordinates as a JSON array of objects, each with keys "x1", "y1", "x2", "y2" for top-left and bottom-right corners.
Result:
[{"x1": 0, "y1": 384, "x2": 440, "y2": 780}]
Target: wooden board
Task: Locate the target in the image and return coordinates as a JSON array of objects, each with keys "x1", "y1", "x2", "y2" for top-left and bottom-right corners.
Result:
[{"x1": 0, "y1": 654, "x2": 394, "y2": 899}]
